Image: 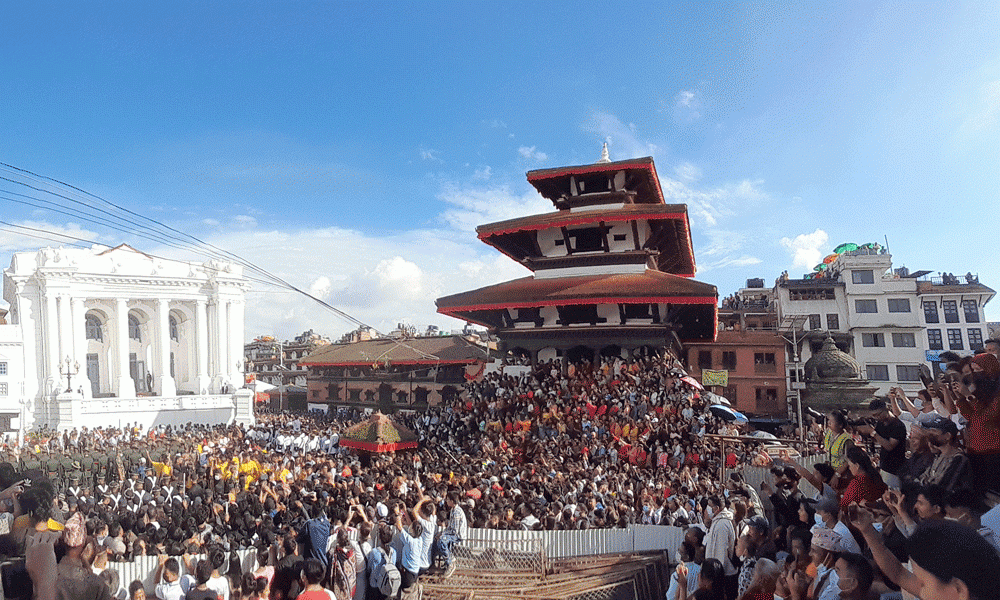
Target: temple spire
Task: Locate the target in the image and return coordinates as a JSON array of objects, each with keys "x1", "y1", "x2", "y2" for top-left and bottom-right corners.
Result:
[{"x1": 596, "y1": 142, "x2": 611, "y2": 163}]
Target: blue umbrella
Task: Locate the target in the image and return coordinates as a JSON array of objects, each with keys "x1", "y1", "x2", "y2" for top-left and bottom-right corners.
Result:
[{"x1": 709, "y1": 404, "x2": 749, "y2": 423}]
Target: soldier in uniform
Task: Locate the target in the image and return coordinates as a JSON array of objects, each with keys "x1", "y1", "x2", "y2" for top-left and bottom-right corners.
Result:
[
  {"x1": 22, "y1": 449, "x2": 41, "y2": 481},
  {"x1": 60, "y1": 453, "x2": 76, "y2": 491},
  {"x1": 67, "y1": 476, "x2": 82, "y2": 499},
  {"x1": 96, "y1": 474, "x2": 110, "y2": 497},
  {"x1": 42, "y1": 450, "x2": 62, "y2": 492}
]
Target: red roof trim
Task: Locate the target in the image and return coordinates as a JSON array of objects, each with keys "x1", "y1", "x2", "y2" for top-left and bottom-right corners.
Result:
[
  {"x1": 526, "y1": 160, "x2": 666, "y2": 206},
  {"x1": 439, "y1": 295, "x2": 717, "y2": 314},
  {"x1": 339, "y1": 439, "x2": 419, "y2": 452},
  {"x1": 479, "y1": 211, "x2": 687, "y2": 238}
]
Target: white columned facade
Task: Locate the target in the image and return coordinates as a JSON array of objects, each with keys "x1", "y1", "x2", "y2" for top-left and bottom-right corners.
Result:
[
  {"x1": 195, "y1": 300, "x2": 210, "y2": 394},
  {"x1": 229, "y1": 300, "x2": 243, "y2": 386},
  {"x1": 71, "y1": 297, "x2": 91, "y2": 398},
  {"x1": 57, "y1": 294, "x2": 73, "y2": 391},
  {"x1": 216, "y1": 299, "x2": 228, "y2": 385},
  {"x1": 155, "y1": 298, "x2": 176, "y2": 396},
  {"x1": 44, "y1": 292, "x2": 59, "y2": 394},
  {"x1": 115, "y1": 298, "x2": 135, "y2": 397}
]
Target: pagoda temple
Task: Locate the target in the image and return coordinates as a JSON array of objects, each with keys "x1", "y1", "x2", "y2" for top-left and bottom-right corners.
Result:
[{"x1": 436, "y1": 147, "x2": 718, "y2": 365}]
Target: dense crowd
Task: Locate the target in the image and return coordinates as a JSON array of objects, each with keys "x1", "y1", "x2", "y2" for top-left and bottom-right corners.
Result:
[{"x1": 1, "y1": 341, "x2": 999, "y2": 600}]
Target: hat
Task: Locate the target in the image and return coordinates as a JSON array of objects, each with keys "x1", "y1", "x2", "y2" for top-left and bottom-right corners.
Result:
[
  {"x1": 971, "y1": 353, "x2": 1000, "y2": 378},
  {"x1": 63, "y1": 513, "x2": 85, "y2": 547},
  {"x1": 376, "y1": 503, "x2": 388, "y2": 519},
  {"x1": 921, "y1": 414, "x2": 959, "y2": 436},
  {"x1": 811, "y1": 527, "x2": 844, "y2": 552}
]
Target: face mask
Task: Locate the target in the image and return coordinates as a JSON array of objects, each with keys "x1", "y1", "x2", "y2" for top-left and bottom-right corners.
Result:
[
  {"x1": 814, "y1": 513, "x2": 824, "y2": 526},
  {"x1": 872, "y1": 522, "x2": 883, "y2": 533},
  {"x1": 837, "y1": 577, "x2": 856, "y2": 593}
]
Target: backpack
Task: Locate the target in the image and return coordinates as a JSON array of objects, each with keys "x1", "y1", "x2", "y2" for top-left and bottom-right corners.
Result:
[{"x1": 372, "y1": 548, "x2": 401, "y2": 597}]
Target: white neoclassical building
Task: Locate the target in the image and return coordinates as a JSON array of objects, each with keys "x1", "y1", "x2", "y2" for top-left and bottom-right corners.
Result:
[{"x1": 0, "y1": 244, "x2": 254, "y2": 434}]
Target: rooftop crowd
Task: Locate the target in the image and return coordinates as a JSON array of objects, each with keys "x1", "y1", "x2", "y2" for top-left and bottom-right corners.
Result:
[{"x1": 1, "y1": 340, "x2": 999, "y2": 600}]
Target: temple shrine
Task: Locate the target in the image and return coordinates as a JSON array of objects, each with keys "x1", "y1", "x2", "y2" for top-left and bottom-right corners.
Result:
[{"x1": 437, "y1": 147, "x2": 718, "y2": 365}]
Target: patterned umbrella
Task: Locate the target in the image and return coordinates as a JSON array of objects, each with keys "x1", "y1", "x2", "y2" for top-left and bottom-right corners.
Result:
[{"x1": 339, "y1": 412, "x2": 419, "y2": 453}]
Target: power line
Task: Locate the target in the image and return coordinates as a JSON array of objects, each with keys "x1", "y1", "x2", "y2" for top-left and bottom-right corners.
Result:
[{"x1": 0, "y1": 163, "x2": 444, "y2": 362}]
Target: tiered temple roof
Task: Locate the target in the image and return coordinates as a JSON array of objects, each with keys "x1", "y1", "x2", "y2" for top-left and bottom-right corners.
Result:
[{"x1": 437, "y1": 150, "x2": 717, "y2": 352}]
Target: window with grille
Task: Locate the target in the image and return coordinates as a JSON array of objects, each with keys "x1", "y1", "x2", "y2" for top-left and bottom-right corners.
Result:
[
  {"x1": 927, "y1": 329, "x2": 943, "y2": 350},
  {"x1": 0, "y1": 362, "x2": 5, "y2": 376},
  {"x1": 698, "y1": 351, "x2": 712, "y2": 369},
  {"x1": 852, "y1": 270, "x2": 875, "y2": 284},
  {"x1": 887, "y1": 299, "x2": 911, "y2": 313},
  {"x1": 855, "y1": 300, "x2": 878, "y2": 313},
  {"x1": 862, "y1": 333, "x2": 885, "y2": 347},
  {"x1": 947, "y1": 328, "x2": 963, "y2": 350},
  {"x1": 754, "y1": 352, "x2": 776, "y2": 364},
  {"x1": 963, "y1": 300, "x2": 980, "y2": 323},
  {"x1": 85, "y1": 315, "x2": 103, "y2": 341},
  {"x1": 969, "y1": 329, "x2": 984, "y2": 351},
  {"x1": 923, "y1": 301, "x2": 939, "y2": 323},
  {"x1": 892, "y1": 332, "x2": 916, "y2": 347},
  {"x1": 128, "y1": 315, "x2": 141, "y2": 341},
  {"x1": 866, "y1": 365, "x2": 889, "y2": 380},
  {"x1": 827, "y1": 314, "x2": 840, "y2": 330},
  {"x1": 896, "y1": 365, "x2": 922, "y2": 381},
  {"x1": 722, "y1": 352, "x2": 737, "y2": 370},
  {"x1": 0, "y1": 382, "x2": 6, "y2": 396},
  {"x1": 808, "y1": 314, "x2": 821, "y2": 330},
  {"x1": 943, "y1": 301, "x2": 959, "y2": 323}
]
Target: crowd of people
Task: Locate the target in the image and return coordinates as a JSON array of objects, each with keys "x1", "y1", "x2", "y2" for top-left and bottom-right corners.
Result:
[{"x1": 0, "y1": 342, "x2": 999, "y2": 600}]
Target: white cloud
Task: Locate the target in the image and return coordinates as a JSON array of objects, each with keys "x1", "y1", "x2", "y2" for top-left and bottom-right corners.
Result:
[
  {"x1": 963, "y1": 79, "x2": 1000, "y2": 131},
  {"x1": 202, "y1": 218, "x2": 220, "y2": 227},
  {"x1": 309, "y1": 276, "x2": 332, "y2": 298},
  {"x1": 419, "y1": 147, "x2": 442, "y2": 162},
  {"x1": 674, "y1": 162, "x2": 702, "y2": 182},
  {"x1": 473, "y1": 166, "x2": 492, "y2": 180},
  {"x1": 233, "y1": 215, "x2": 257, "y2": 228},
  {"x1": 0, "y1": 220, "x2": 100, "y2": 252},
  {"x1": 674, "y1": 87, "x2": 702, "y2": 121},
  {"x1": 660, "y1": 176, "x2": 767, "y2": 227},
  {"x1": 780, "y1": 229, "x2": 829, "y2": 269},
  {"x1": 518, "y1": 146, "x2": 548, "y2": 161},
  {"x1": 697, "y1": 255, "x2": 763, "y2": 273},
  {"x1": 436, "y1": 184, "x2": 552, "y2": 233},
  {"x1": 584, "y1": 111, "x2": 659, "y2": 159}
]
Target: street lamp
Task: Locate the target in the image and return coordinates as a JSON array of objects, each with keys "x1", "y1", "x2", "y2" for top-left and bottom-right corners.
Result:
[{"x1": 61, "y1": 356, "x2": 80, "y2": 394}]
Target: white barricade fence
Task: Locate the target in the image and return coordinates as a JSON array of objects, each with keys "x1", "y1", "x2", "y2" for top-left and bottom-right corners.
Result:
[{"x1": 104, "y1": 549, "x2": 257, "y2": 596}]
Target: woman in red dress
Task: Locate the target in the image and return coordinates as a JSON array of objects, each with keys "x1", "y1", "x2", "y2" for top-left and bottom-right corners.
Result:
[{"x1": 839, "y1": 445, "x2": 887, "y2": 511}]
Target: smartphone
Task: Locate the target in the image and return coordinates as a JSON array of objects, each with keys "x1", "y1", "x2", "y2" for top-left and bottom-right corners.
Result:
[
  {"x1": 1, "y1": 559, "x2": 32, "y2": 600},
  {"x1": 919, "y1": 365, "x2": 934, "y2": 388}
]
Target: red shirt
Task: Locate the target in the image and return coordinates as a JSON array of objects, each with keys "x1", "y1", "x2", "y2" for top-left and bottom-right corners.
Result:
[
  {"x1": 840, "y1": 472, "x2": 887, "y2": 511},
  {"x1": 958, "y1": 396, "x2": 1000, "y2": 454}
]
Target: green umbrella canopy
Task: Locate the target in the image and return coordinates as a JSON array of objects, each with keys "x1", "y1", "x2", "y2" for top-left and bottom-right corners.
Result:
[{"x1": 833, "y1": 243, "x2": 859, "y2": 254}]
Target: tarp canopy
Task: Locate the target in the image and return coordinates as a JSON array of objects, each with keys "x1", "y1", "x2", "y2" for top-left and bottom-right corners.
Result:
[
  {"x1": 248, "y1": 380, "x2": 276, "y2": 393},
  {"x1": 339, "y1": 412, "x2": 419, "y2": 453}
]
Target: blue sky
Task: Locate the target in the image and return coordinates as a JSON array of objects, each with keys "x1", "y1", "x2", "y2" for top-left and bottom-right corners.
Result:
[{"x1": 2, "y1": 1, "x2": 998, "y2": 340}]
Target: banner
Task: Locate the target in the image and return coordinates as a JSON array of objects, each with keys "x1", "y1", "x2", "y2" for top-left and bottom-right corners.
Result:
[{"x1": 702, "y1": 369, "x2": 729, "y2": 387}]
